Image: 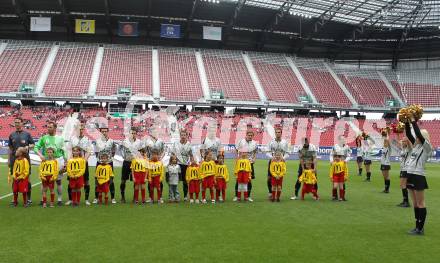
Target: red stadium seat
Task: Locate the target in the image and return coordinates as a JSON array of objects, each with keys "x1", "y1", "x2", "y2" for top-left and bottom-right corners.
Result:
[
  {"x1": 97, "y1": 45, "x2": 152, "y2": 97},
  {"x1": 249, "y1": 52, "x2": 305, "y2": 103},
  {"x1": 0, "y1": 41, "x2": 51, "y2": 93},
  {"x1": 44, "y1": 44, "x2": 97, "y2": 97},
  {"x1": 159, "y1": 48, "x2": 204, "y2": 101},
  {"x1": 202, "y1": 50, "x2": 260, "y2": 101}
]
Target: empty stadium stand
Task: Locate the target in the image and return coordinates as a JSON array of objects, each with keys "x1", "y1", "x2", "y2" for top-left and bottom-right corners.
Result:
[
  {"x1": 44, "y1": 43, "x2": 97, "y2": 97},
  {"x1": 249, "y1": 52, "x2": 306, "y2": 104},
  {"x1": 385, "y1": 70, "x2": 440, "y2": 108},
  {"x1": 336, "y1": 70, "x2": 394, "y2": 107},
  {"x1": 159, "y1": 47, "x2": 204, "y2": 101},
  {"x1": 96, "y1": 45, "x2": 152, "y2": 97},
  {"x1": 0, "y1": 41, "x2": 51, "y2": 93},
  {"x1": 202, "y1": 49, "x2": 260, "y2": 101},
  {"x1": 1, "y1": 40, "x2": 440, "y2": 109},
  {"x1": 294, "y1": 58, "x2": 352, "y2": 107}
]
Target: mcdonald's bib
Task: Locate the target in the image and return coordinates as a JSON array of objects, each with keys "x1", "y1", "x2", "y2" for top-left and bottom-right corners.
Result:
[
  {"x1": 95, "y1": 164, "x2": 112, "y2": 184},
  {"x1": 215, "y1": 164, "x2": 229, "y2": 181},
  {"x1": 234, "y1": 159, "x2": 251, "y2": 174},
  {"x1": 131, "y1": 158, "x2": 148, "y2": 173},
  {"x1": 330, "y1": 161, "x2": 348, "y2": 177},
  {"x1": 67, "y1": 158, "x2": 86, "y2": 178},
  {"x1": 269, "y1": 161, "x2": 286, "y2": 178},
  {"x1": 39, "y1": 160, "x2": 59, "y2": 177},
  {"x1": 200, "y1": 160, "x2": 216, "y2": 178},
  {"x1": 149, "y1": 161, "x2": 164, "y2": 177},
  {"x1": 186, "y1": 166, "x2": 200, "y2": 181}
]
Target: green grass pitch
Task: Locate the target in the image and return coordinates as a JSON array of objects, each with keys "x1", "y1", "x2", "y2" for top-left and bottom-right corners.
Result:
[{"x1": 0, "y1": 160, "x2": 439, "y2": 263}]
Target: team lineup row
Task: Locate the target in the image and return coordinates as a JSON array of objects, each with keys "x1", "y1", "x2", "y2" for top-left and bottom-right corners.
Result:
[
  {"x1": 11, "y1": 142, "x2": 350, "y2": 206},
  {"x1": 7, "y1": 112, "x2": 432, "y2": 235}
]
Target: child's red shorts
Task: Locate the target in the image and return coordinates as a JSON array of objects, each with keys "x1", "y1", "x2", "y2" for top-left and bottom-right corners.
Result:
[
  {"x1": 271, "y1": 177, "x2": 283, "y2": 187},
  {"x1": 302, "y1": 183, "x2": 315, "y2": 193},
  {"x1": 13, "y1": 178, "x2": 29, "y2": 193},
  {"x1": 237, "y1": 171, "x2": 250, "y2": 184},
  {"x1": 188, "y1": 180, "x2": 200, "y2": 194},
  {"x1": 215, "y1": 178, "x2": 226, "y2": 190},
  {"x1": 332, "y1": 175, "x2": 345, "y2": 183},
  {"x1": 150, "y1": 176, "x2": 161, "y2": 189},
  {"x1": 202, "y1": 175, "x2": 215, "y2": 189},
  {"x1": 42, "y1": 176, "x2": 55, "y2": 189},
  {"x1": 69, "y1": 176, "x2": 84, "y2": 189},
  {"x1": 134, "y1": 172, "x2": 146, "y2": 184},
  {"x1": 97, "y1": 182, "x2": 109, "y2": 193}
]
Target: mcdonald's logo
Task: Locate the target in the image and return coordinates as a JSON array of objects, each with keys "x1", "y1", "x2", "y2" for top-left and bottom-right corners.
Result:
[
  {"x1": 205, "y1": 163, "x2": 213, "y2": 172},
  {"x1": 239, "y1": 162, "x2": 246, "y2": 169},
  {"x1": 191, "y1": 169, "x2": 198, "y2": 178},
  {"x1": 15, "y1": 165, "x2": 21, "y2": 173},
  {"x1": 99, "y1": 168, "x2": 107, "y2": 177},
  {"x1": 42, "y1": 163, "x2": 53, "y2": 173},
  {"x1": 70, "y1": 161, "x2": 80, "y2": 171},
  {"x1": 218, "y1": 167, "x2": 224, "y2": 175},
  {"x1": 135, "y1": 161, "x2": 146, "y2": 171},
  {"x1": 274, "y1": 164, "x2": 282, "y2": 173},
  {"x1": 334, "y1": 163, "x2": 343, "y2": 173}
]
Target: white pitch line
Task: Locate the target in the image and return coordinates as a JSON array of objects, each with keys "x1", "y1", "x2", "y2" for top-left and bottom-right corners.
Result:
[{"x1": 0, "y1": 182, "x2": 42, "y2": 200}]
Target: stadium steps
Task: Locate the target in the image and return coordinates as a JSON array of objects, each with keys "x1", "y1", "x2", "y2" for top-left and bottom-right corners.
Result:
[
  {"x1": 285, "y1": 56, "x2": 318, "y2": 104},
  {"x1": 0, "y1": 40, "x2": 51, "y2": 94},
  {"x1": 97, "y1": 45, "x2": 153, "y2": 97},
  {"x1": 377, "y1": 71, "x2": 405, "y2": 106},
  {"x1": 43, "y1": 43, "x2": 98, "y2": 97},
  {"x1": 248, "y1": 52, "x2": 306, "y2": 104},
  {"x1": 201, "y1": 49, "x2": 260, "y2": 102},
  {"x1": 35, "y1": 44, "x2": 59, "y2": 95},
  {"x1": 158, "y1": 47, "x2": 204, "y2": 102},
  {"x1": 88, "y1": 46, "x2": 104, "y2": 97},
  {"x1": 152, "y1": 48, "x2": 160, "y2": 99},
  {"x1": 294, "y1": 57, "x2": 352, "y2": 107},
  {"x1": 194, "y1": 50, "x2": 211, "y2": 100},
  {"x1": 242, "y1": 53, "x2": 267, "y2": 103},
  {"x1": 323, "y1": 62, "x2": 358, "y2": 107},
  {"x1": 0, "y1": 42, "x2": 7, "y2": 57}
]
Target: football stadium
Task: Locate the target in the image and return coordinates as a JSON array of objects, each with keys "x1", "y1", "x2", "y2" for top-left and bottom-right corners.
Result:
[{"x1": 1, "y1": 0, "x2": 440, "y2": 262}]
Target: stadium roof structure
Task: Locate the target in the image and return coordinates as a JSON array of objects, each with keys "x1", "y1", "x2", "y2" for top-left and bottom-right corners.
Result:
[{"x1": 0, "y1": 0, "x2": 440, "y2": 60}]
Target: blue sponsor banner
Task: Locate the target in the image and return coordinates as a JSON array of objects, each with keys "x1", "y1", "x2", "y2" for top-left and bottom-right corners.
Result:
[{"x1": 160, "y1": 24, "x2": 181, "y2": 38}]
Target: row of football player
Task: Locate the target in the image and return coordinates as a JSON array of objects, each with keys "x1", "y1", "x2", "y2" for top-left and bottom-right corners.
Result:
[{"x1": 10, "y1": 147, "x2": 349, "y2": 206}]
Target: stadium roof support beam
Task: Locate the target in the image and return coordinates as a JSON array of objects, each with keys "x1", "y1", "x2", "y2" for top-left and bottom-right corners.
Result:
[
  {"x1": 88, "y1": 46, "x2": 104, "y2": 97},
  {"x1": 266, "y1": 1, "x2": 296, "y2": 33},
  {"x1": 223, "y1": 0, "x2": 247, "y2": 44},
  {"x1": 285, "y1": 56, "x2": 318, "y2": 104},
  {"x1": 323, "y1": 62, "x2": 358, "y2": 108},
  {"x1": 258, "y1": 0, "x2": 297, "y2": 48},
  {"x1": 184, "y1": 0, "x2": 200, "y2": 42},
  {"x1": 36, "y1": 44, "x2": 59, "y2": 95},
  {"x1": 242, "y1": 52, "x2": 267, "y2": 103},
  {"x1": 103, "y1": 0, "x2": 112, "y2": 38},
  {"x1": 350, "y1": 0, "x2": 401, "y2": 40},
  {"x1": 58, "y1": 0, "x2": 72, "y2": 35},
  {"x1": 392, "y1": 1, "x2": 425, "y2": 67},
  {"x1": 11, "y1": 0, "x2": 27, "y2": 31},
  {"x1": 294, "y1": 0, "x2": 348, "y2": 54},
  {"x1": 312, "y1": 0, "x2": 347, "y2": 36}
]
